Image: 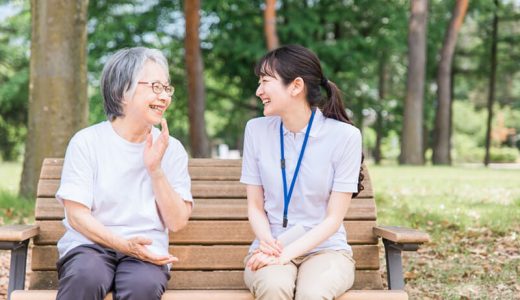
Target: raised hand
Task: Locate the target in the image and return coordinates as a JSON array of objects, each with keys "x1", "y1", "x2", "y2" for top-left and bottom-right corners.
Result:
[
  {"x1": 144, "y1": 118, "x2": 170, "y2": 177},
  {"x1": 125, "y1": 236, "x2": 178, "y2": 266}
]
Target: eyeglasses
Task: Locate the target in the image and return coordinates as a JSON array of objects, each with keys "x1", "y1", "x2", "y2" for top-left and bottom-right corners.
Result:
[{"x1": 137, "y1": 81, "x2": 174, "y2": 96}]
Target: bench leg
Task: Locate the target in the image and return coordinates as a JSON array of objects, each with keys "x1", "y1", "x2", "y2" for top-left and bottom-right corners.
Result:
[
  {"x1": 7, "y1": 240, "x2": 29, "y2": 300},
  {"x1": 383, "y1": 239, "x2": 404, "y2": 290},
  {"x1": 383, "y1": 239, "x2": 420, "y2": 290}
]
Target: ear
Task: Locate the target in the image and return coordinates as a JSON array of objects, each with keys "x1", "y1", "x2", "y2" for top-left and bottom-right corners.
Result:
[{"x1": 290, "y1": 77, "x2": 305, "y2": 97}]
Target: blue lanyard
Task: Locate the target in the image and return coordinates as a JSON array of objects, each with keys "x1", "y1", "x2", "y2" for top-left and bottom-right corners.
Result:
[{"x1": 280, "y1": 109, "x2": 316, "y2": 228}]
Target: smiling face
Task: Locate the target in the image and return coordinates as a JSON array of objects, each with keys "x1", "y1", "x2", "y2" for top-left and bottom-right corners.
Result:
[
  {"x1": 256, "y1": 73, "x2": 293, "y2": 117},
  {"x1": 124, "y1": 60, "x2": 171, "y2": 126}
]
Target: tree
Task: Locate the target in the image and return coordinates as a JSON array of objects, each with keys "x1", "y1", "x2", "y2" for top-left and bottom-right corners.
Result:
[
  {"x1": 484, "y1": 0, "x2": 499, "y2": 166},
  {"x1": 185, "y1": 0, "x2": 210, "y2": 157},
  {"x1": 400, "y1": 0, "x2": 428, "y2": 165},
  {"x1": 432, "y1": 0, "x2": 469, "y2": 165},
  {"x1": 19, "y1": 0, "x2": 89, "y2": 198},
  {"x1": 264, "y1": 0, "x2": 279, "y2": 50}
]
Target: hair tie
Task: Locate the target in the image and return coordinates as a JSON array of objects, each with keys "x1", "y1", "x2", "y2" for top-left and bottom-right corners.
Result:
[{"x1": 320, "y1": 77, "x2": 328, "y2": 87}]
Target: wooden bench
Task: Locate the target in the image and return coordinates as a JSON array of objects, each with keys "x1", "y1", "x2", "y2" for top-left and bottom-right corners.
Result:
[{"x1": 2, "y1": 158, "x2": 430, "y2": 300}]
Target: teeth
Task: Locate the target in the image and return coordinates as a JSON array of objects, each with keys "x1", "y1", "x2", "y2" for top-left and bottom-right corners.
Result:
[{"x1": 150, "y1": 105, "x2": 162, "y2": 111}]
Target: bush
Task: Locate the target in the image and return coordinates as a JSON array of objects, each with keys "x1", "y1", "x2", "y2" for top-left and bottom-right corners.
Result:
[{"x1": 489, "y1": 147, "x2": 519, "y2": 163}]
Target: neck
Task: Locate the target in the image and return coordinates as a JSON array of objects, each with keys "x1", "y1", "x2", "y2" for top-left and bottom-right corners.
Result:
[
  {"x1": 111, "y1": 117, "x2": 151, "y2": 143},
  {"x1": 281, "y1": 104, "x2": 313, "y2": 133}
]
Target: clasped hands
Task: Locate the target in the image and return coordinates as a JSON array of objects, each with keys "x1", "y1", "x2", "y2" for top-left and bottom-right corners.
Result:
[{"x1": 246, "y1": 239, "x2": 288, "y2": 271}]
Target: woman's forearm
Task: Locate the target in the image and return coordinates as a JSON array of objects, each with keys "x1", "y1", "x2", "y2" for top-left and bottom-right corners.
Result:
[
  {"x1": 279, "y1": 216, "x2": 342, "y2": 262},
  {"x1": 248, "y1": 206, "x2": 275, "y2": 242},
  {"x1": 247, "y1": 185, "x2": 274, "y2": 243},
  {"x1": 150, "y1": 168, "x2": 192, "y2": 232},
  {"x1": 279, "y1": 192, "x2": 352, "y2": 262},
  {"x1": 64, "y1": 200, "x2": 128, "y2": 252}
]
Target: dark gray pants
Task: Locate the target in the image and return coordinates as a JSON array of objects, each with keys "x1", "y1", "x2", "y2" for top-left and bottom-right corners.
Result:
[{"x1": 56, "y1": 244, "x2": 170, "y2": 300}]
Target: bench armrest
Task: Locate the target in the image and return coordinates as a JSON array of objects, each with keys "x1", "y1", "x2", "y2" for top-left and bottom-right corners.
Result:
[
  {"x1": 373, "y1": 225, "x2": 430, "y2": 244},
  {"x1": 0, "y1": 225, "x2": 40, "y2": 242},
  {"x1": 0, "y1": 225, "x2": 39, "y2": 300},
  {"x1": 373, "y1": 225, "x2": 430, "y2": 291}
]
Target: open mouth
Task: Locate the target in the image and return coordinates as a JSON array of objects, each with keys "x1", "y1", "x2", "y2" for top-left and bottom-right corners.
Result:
[
  {"x1": 149, "y1": 105, "x2": 164, "y2": 113},
  {"x1": 262, "y1": 99, "x2": 271, "y2": 105}
]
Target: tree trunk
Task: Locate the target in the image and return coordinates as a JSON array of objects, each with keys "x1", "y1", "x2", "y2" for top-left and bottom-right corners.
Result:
[
  {"x1": 264, "y1": 0, "x2": 279, "y2": 50},
  {"x1": 19, "y1": 0, "x2": 89, "y2": 198},
  {"x1": 185, "y1": 0, "x2": 210, "y2": 158},
  {"x1": 432, "y1": 0, "x2": 469, "y2": 165},
  {"x1": 374, "y1": 53, "x2": 388, "y2": 165},
  {"x1": 400, "y1": 0, "x2": 428, "y2": 165},
  {"x1": 484, "y1": 0, "x2": 499, "y2": 166}
]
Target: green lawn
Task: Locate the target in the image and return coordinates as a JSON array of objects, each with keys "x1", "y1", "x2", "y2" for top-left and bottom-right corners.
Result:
[
  {"x1": 0, "y1": 161, "x2": 33, "y2": 224},
  {"x1": 368, "y1": 165, "x2": 520, "y2": 299},
  {"x1": 370, "y1": 165, "x2": 520, "y2": 234}
]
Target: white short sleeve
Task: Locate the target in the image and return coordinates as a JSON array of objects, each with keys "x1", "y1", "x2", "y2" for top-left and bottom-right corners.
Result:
[
  {"x1": 56, "y1": 133, "x2": 94, "y2": 208},
  {"x1": 240, "y1": 121, "x2": 262, "y2": 185},
  {"x1": 332, "y1": 128, "x2": 362, "y2": 193},
  {"x1": 165, "y1": 139, "x2": 193, "y2": 202}
]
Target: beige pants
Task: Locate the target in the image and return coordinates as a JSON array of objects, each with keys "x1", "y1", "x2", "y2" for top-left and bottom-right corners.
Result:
[{"x1": 244, "y1": 249, "x2": 355, "y2": 300}]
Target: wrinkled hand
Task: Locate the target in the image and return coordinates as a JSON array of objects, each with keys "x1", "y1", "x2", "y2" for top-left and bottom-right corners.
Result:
[
  {"x1": 246, "y1": 251, "x2": 283, "y2": 271},
  {"x1": 144, "y1": 118, "x2": 169, "y2": 177},
  {"x1": 125, "y1": 236, "x2": 178, "y2": 266}
]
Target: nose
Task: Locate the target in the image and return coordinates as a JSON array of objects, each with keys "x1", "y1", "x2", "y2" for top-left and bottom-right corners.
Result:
[
  {"x1": 256, "y1": 85, "x2": 263, "y2": 98},
  {"x1": 158, "y1": 90, "x2": 171, "y2": 102}
]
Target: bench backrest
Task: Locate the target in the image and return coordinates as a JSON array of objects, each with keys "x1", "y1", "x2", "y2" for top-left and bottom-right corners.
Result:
[{"x1": 30, "y1": 158, "x2": 383, "y2": 290}]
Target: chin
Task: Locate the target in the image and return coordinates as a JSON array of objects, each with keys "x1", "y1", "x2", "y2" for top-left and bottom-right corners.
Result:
[{"x1": 263, "y1": 107, "x2": 275, "y2": 117}]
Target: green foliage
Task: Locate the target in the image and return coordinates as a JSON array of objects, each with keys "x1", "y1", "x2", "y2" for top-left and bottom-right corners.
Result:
[
  {"x1": 489, "y1": 147, "x2": 519, "y2": 163},
  {"x1": 0, "y1": 0, "x2": 518, "y2": 161},
  {"x1": 0, "y1": 190, "x2": 33, "y2": 224},
  {"x1": 0, "y1": 1, "x2": 30, "y2": 161}
]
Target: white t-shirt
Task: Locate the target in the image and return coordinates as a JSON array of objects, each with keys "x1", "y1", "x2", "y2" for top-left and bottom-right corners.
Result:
[
  {"x1": 240, "y1": 109, "x2": 362, "y2": 254},
  {"x1": 56, "y1": 121, "x2": 193, "y2": 258}
]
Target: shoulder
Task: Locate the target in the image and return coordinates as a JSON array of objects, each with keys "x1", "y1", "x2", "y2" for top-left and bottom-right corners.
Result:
[
  {"x1": 68, "y1": 121, "x2": 108, "y2": 146},
  {"x1": 245, "y1": 116, "x2": 279, "y2": 133},
  {"x1": 323, "y1": 117, "x2": 361, "y2": 141}
]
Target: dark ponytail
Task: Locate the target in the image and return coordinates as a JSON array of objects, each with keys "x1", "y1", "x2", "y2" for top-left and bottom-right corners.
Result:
[
  {"x1": 255, "y1": 45, "x2": 364, "y2": 197},
  {"x1": 321, "y1": 79, "x2": 365, "y2": 198}
]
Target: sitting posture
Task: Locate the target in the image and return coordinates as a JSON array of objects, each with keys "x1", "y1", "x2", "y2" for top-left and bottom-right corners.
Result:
[
  {"x1": 55, "y1": 47, "x2": 193, "y2": 300},
  {"x1": 241, "y1": 45, "x2": 364, "y2": 300}
]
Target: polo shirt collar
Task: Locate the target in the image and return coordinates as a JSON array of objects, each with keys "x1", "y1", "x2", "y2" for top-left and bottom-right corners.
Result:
[{"x1": 281, "y1": 108, "x2": 325, "y2": 138}]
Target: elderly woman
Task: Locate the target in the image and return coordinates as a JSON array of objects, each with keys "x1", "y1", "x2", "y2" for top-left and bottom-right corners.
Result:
[{"x1": 55, "y1": 47, "x2": 193, "y2": 300}]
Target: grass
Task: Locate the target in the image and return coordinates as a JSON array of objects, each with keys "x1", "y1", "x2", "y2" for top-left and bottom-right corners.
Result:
[
  {"x1": 0, "y1": 161, "x2": 33, "y2": 225},
  {"x1": 370, "y1": 165, "x2": 520, "y2": 235},
  {"x1": 369, "y1": 164, "x2": 520, "y2": 299}
]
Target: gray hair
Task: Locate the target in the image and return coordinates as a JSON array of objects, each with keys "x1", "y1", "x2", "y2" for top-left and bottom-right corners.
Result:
[{"x1": 100, "y1": 47, "x2": 169, "y2": 121}]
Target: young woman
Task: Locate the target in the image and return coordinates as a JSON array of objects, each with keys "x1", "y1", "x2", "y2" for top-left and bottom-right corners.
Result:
[
  {"x1": 55, "y1": 47, "x2": 193, "y2": 300},
  {"x1": 240, "y1": 45, "x2": 364, "y2": 300}
]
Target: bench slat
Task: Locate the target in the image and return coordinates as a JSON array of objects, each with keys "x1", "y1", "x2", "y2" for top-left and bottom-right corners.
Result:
[
  {"x1": 29, "y1": 269, "x2": 383, "y2": 290},
  {"x1": 42, "y1": 158, "x2": 243, "y2": 168},
  {"x1": 31, "y1": 245, "x2": 379, "y2": 271},
  {"x1": 38, "y1": 179, "x2": 374, "y2": 199},
  {"x1": 35, "y1": 197, "x2": 377, "y2": 221},
  {"x1": 34, "y1": 220, "x2": 378, "y2": 245},
  {"x1": 13, "y1": 290, "x2": 407, "y2": 300},
  {"x1": 41, "y1": 165, "x2": 243, "y2": 181},
  {"x1": 38, "y1": 160, "x2": 374, "y2": 199}
]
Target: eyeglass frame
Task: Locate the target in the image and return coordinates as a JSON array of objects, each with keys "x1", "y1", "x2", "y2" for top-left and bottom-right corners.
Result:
[{"x1": 137, "y1": 81, "x2": 175, "y2": 97}]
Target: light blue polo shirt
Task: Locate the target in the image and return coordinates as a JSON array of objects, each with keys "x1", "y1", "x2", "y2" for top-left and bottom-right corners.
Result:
[{"x1": 240, "y1": 109, "x2": 362, "y2": 255}]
